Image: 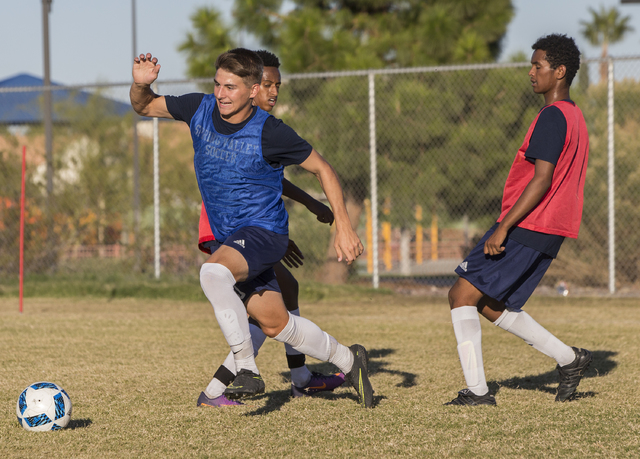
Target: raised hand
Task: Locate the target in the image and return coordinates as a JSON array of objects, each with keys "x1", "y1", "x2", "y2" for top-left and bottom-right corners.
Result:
[{"x1": 132, "y1": 53, "x2": 161, "y2": 85}]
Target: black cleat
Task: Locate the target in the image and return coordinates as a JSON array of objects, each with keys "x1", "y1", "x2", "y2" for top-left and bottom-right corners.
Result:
[
  {"x1": 555, "y1": 347, "x2": 592, "y2": 402},
  {"x1": 224, "y1": 369, "x2": 265, "y2": 400},
  {"x1": 345, "y1": 344, "x2": 374, "y2": 408},
  {"x1": 445, "y1": 389, "x2": 497, "y2": 406}
]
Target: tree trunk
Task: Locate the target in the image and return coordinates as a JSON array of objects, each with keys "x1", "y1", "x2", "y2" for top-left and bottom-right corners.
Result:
[
  {"x1": 317, "y1": 196, "x2": 364, "y2": 284},
  {"x1": 599, "y1": 42, "x2": 609, "y2": 85}
]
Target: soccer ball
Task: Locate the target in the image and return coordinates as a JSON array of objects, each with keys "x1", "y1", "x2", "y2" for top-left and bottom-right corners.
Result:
[{"x1": 16, "y1": 382, "x2": 72, "y2": 432}]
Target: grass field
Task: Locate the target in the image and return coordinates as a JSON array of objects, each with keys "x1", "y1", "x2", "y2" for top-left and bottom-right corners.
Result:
[{"x1": 1, "y1": 289, "x2": 639, "y2": 458}]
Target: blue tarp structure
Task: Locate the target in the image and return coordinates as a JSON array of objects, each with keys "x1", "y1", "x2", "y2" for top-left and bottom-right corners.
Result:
[{"x1": 0, "y1": 73, "x2": 133, "y2": 124}]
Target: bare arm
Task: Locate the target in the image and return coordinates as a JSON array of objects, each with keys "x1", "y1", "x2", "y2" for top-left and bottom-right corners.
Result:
[
  {"x1": 298, "y1": 149, "x2": 363, "y2": 264},
  {"x1": 484, "y1": 159, "x2": 555, "y2": 256},
  {"x1": 129, "y1": 53, "x2": 172, "y2": 119},
  {"x1": 281, "y1": 178, "x2": 334, "y2": 225}
]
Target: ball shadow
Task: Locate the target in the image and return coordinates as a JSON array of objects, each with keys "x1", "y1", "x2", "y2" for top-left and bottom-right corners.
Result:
[{"x1": 66, "y1": 418, "x2": 93, "y2": 430}]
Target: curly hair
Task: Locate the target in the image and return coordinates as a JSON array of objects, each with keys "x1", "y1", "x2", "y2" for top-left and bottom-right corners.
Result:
[
  {"x1": 255, "y1": 50, "x2": 280, "y2": 69},
  {"x1": 532, "y1": 34, "x2": 581, "y2": 86},
  {"x1": 215, "y1": 48, "x2": 263, "y2": 87}
]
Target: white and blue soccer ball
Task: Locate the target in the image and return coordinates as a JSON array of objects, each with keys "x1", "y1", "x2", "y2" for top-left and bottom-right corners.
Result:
[{"x1": 16, "y1": 382, "x2": 72, "y2": 432}]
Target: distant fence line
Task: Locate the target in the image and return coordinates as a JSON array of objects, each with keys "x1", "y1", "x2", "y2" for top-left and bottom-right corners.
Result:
[{"x1": 1, "y1": 56, "x2": 640, "y2": 294}]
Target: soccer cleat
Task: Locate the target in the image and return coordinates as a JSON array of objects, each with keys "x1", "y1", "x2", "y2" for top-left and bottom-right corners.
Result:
[
  {"x1": 555, "y1": 347, "x2": 592, "y2": 402},
  {"x1": 290, "y1": 372, "x2": 346, "y2": 398},
  {"x1": 344, "y1": 344, "x2": 374, "y2": 408},
  {"x1": 224, "y1": 369, "x2": 265, "y2": 400},
  {"x1": 197, "y1": 392, "x2": 243, "y2": 407},
  {"x1": 444, "y1": 389, "x2": 497, "y2": 406}
]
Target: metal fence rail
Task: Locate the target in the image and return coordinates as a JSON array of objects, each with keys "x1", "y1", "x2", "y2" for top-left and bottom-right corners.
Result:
[{"x1": 1, "y1": 56, "x2": 639, "y2": 294}]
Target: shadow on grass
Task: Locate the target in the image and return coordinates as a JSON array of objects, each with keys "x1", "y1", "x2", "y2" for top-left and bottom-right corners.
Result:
[
  {"x1": 66, "y1": 418, "x2": 92, "y2": 429},
  {"x1": 244, "y1": 386, "x2": 386, "y2": 416},
  {"x1": 368, "y1": 348, "x2": 417, "y2": 388},
  {"x1": 242, "y1": 348, "x2": 412, "y2": 415},
  {"x1": 490, "y1": 349, "x2": 617, "y2": 399}
]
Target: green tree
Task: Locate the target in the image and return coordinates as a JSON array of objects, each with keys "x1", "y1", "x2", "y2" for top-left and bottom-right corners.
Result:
[
  {"x1": 580, "y1": 6, "x2": 634, "y2": 82},
  {"x1": 53, "y1": 92, "x2": 204, "y2": 276},
  {"x1": 178, "y1": 7, "x2": 236, "y2": 91},
  {"x1": 232, "y1": 0, "x2": 513, "y2": 71},
  {"x1": 54, "y1": 93, "x2": 133, "y2": 250},
  {"x1": 0, "y1": 147, "x2": 49, "y2": 276}
]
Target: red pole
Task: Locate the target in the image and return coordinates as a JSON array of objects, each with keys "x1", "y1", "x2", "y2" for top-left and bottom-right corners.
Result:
[{"x1": 19, "y1": 145, "x2": 26, "y2": 313}]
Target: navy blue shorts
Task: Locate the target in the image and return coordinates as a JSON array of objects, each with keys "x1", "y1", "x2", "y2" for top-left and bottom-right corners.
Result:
[
  {"x1": 233, "y1": 270, "x2": 281, "y2": 303},
  {"x1": 455, "y1": 226, "x2": 553, "y2": 309},
  {"x1": 204, "y1": 226, "x2": 287, "y2": 301}
]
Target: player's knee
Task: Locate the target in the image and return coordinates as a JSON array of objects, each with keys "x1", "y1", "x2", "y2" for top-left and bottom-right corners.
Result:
[
  {"x1": 261, "y1": 322, "x2": 286, "y2": 338},
  {"x1": 448, "y1": 285, "x2": 459, "y2": 309},
  {"x1": 448, "y1": 278, "x2": 482, "y2": 309},
  {"x1": 262, "y1": 312, "x2": 294, "y2": 339},
  {"x1": 200, "y1": 263, "x2": 234, "y2": 287},
  {"x1": 250, "y1": 310, "x2": 290, "y2": 338},
  {"x1": 200, "y1": 265, "x2": 236, "y2": 303}
]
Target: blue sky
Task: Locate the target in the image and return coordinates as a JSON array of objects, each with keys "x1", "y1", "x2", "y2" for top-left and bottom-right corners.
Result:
[{"x1": 1, "y1": 0, "x2": 639, "y2": 85}]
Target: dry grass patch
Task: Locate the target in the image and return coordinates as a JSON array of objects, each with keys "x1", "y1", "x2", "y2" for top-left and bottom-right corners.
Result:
[{"x1": 1, "y1": 295, "x2": 638, "y2": 458}]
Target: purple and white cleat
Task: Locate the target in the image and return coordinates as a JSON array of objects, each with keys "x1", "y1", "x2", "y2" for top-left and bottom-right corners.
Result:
[
  {"x1": 291, "y1": 372, "x2": 346, "y2": 398},
  {"x1": 197, "y1": 392, "x2": 244, "y2": 407}
]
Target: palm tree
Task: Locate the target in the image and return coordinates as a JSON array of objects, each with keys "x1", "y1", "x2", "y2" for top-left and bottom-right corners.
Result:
[{"x1": 580, "y1": 6, "x2": 634, "y2": 83}]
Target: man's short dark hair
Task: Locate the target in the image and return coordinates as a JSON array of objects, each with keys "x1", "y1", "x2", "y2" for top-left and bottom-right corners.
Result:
[
  {"x1": 215, "y1": 48, "x2": 263, "y2": 87},
  {"x1": 255, "y1": 50, "x2": 280, "y2": 68},
  {"x1": 532, "y1": 34, "x2": 581, "y2": 86}
]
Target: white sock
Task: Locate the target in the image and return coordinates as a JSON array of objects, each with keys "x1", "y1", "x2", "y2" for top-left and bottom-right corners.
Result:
[
  {"x1": 200, "y1": 263, "x2": 258, "y2": 374},
  {"x1": 494, "y1": 309, "x2": 576, "y2": 366},
  {"x1": 204, "y1": 322, "x2": 272, "y2": 399},
  {"x1": 204, "y1": 350, "x2": 236, "y2": 399},
  {"x1": 284, "y1": 308, "x2": 303, "y2": 358},
  {"x1": 451, "y1": 306, "x2": 489, "y2": 396},
  {"x1": 273, "y1": 314, "x2": 354, "y2": 374},
  {"x1": 284, "y1": 308, "x2": 313, "y2": 387},
  {"x1": 205, "y1": 321, "x2": 269, "y2": 398},
  {"x1": 204, "y1": 379, "x2": 227, "y2": 399}
]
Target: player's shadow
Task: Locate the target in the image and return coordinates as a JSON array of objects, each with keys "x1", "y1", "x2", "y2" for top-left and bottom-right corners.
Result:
[
  {"x1": 368, "y1": 348, "x2": 417, "y2": 389},
  {"x1": 490, "y1": 349, "x2": 617, "y2": 399},
  {"x1": 243, "y1": 347, "x2": 416, "y2": 414},
  {"x1": 66, "y1": 418, "x2": 93, "y2": 429},
  {"x1": 242, "y1": 390, "x2": 292, "y2": 416}
]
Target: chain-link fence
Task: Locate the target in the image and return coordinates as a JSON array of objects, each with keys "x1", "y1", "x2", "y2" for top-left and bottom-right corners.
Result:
[{"x1": 1, "y1": 56, "x2": 639, "y2": 293}]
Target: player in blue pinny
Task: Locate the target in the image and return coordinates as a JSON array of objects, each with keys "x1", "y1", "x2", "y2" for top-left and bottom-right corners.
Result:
[{"x1": 130, "y1": 48, "x2": 373, "y2": 408}]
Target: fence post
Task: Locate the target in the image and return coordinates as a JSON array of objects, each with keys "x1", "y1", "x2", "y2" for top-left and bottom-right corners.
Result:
[
  {"x1": 368, "y1": 72, "x2": 379, "y2": 288},
  {"x1": 20, "y1": 145, "x2": 26, "y2": 313},
  {"x1": 153, "y1": 83, "x2": 161, "y2": 279},
  {"x1": 607, "y1": 58, "x2": 615, "y2": 294}
]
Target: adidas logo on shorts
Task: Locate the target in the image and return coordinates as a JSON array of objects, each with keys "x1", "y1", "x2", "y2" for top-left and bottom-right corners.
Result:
[
  {"x1": 459, "y1": 261, "x2": 468, "y2": 272},
  {"x1": 234, "y1": 239, "x2": 245, "y2": 249}
]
